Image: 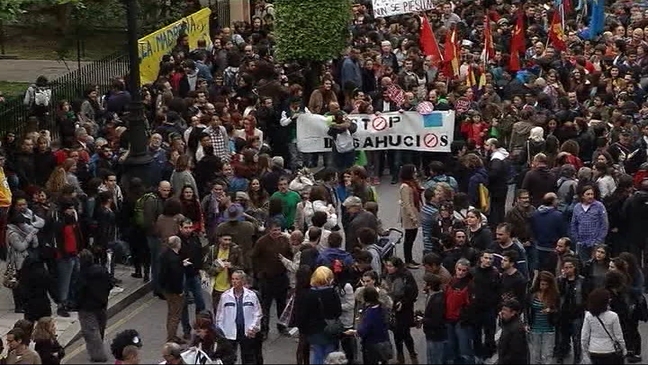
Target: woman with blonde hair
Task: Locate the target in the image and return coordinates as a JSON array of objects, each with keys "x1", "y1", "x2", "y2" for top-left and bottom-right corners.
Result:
[
  {"x1": 45, "y1": 166, "x2": 68, "y2": 199},
  {"x1": 294, "y1": 266, "x2": 342, "y2": 364},
  {"x1": 33, "y1": 317, "x2": 65, "y2": 364}
]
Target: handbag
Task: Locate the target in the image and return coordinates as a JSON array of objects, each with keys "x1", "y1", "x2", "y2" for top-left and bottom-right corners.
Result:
[
  {"x1": 318, "y1": 295, "x2": 344, "y2": 337},
  {"x1": 3, "y1": 261, "x2": 18, "y2": 289},
  {"x1": 200, "y1": 270, "x2": 214, "y2": 293},
  {"x1": 595, "y1": 315, "x2": 624, "y2": 357},
  {"x1": 632, "y1": 294, "x2": 648, "y2": 322},
  {"x1": 278, "y1": 293, "x2": 295, "y2": 327}
]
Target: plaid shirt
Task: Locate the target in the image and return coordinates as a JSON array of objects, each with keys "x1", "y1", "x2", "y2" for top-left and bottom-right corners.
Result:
[{"x1": 205, "y1": 125, "x2": 230, "y2": 163}]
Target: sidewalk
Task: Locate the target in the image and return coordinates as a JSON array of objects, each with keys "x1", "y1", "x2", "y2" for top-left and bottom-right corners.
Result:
[
  {"x1": 0, "y1": 261, "x2": 150, "y2": 348},
  {"x1": 0, "y1": 60, "x2": 92, "y2": 83}
]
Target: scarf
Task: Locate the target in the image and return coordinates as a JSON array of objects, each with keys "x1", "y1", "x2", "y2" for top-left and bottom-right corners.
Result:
[{"x1": 404, "y1": 180, "x2": 422, "y2": 210}]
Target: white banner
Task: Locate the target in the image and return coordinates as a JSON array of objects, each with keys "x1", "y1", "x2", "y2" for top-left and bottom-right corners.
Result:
[
  {"x1": 371, "y1": 0, "x2": 435, "y2": 18},
  {"x1": 296, "y1": 111, "x2": 455, "y2": 153}
]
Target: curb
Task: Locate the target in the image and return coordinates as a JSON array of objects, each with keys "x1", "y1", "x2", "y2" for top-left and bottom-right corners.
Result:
[{"x1": 59, "y1": 282, "x2": 152, "y2": 348}]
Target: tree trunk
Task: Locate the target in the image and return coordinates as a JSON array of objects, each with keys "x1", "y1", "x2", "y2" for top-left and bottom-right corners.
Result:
[{"x1": 303, "y1": 60, "x2": 322, "y2": 106}]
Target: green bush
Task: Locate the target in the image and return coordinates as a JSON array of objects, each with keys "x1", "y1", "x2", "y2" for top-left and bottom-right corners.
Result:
[{"x1": 274, "y1": 0, "x2": 352, "y2": 62}]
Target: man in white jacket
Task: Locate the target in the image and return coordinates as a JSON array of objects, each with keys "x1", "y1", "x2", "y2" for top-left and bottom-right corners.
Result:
[{"x1": 216, "y1": 270, "x2": 262, "y2": 365}]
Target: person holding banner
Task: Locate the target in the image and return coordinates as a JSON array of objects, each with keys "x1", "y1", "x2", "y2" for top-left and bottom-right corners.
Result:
[{"x1": 327, "y1": 108, "x2": 358, "y2": 171}]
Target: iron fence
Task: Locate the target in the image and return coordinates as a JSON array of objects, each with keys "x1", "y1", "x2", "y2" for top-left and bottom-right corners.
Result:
[
  {"x1": 213, "y1": 0, "x2": 231, "y2": 28},
  {"x1": 0, "y1": 51, "x2": 129, "y2": 138}
]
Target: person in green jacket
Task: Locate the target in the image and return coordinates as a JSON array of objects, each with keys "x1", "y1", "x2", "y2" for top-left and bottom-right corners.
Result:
[{"x1": 270, "y1": 177, "x2": 301, "y2": 229}]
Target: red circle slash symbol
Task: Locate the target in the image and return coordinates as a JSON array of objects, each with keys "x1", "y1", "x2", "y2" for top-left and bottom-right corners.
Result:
[
  {"x1": 424, "y1": 133, "x2": 438, "y2": 148},
  {"x1": 372, "y1": 116, "x2": 388, "y2": 131}
]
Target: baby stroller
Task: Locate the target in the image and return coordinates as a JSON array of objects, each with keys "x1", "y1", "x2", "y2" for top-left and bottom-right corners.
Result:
[{"x1": 375, "y1": 228, "x2": 404, "y2": 259}]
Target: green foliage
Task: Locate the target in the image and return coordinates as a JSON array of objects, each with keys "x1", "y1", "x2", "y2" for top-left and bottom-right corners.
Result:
[
  {"x1": 0, "y1": 0, "x2": 28, "y2": 22},
  {"x1": 274, "y1": 0, "x2": 352, "y2": 62}
]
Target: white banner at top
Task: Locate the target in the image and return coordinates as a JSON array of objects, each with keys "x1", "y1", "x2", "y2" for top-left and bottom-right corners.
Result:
[{"x1": 371, "y1": 0, "x2": 435, "y2": 18}]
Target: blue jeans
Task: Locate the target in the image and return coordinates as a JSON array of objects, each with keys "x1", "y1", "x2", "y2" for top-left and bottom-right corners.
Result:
[
  {"x1": 147, "y1": 236, "x2": 162, "y2": 293},
  {"x1": 390, "y1": 150, "x2": 412, "y2": 179},
  {"x1": 310, "y1": 342, "x2": 336, "y2": 364},
  {"x1": 427, "y1": 340, "x2": 446, "y2": 364},
  {"x1": 181, "y1": 274, "x2": 206, "y2": 335},
  {"x1": 57, "y1": 256, "x2": 80, "y2": 307},
  {"x1": 446, "y1": 322, "x2": 474, "y2": 364},
  {"x1": 334, "y1": 151, "x2": 356, "y2": 171},
  {"x1": 577, "y1": 244, "x2": 593, "y2": 263}
]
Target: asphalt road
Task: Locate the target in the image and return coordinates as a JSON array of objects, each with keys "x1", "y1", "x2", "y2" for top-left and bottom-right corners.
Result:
[{"x1": 63, "y1": 181, "x2": 648, "y2": 364}]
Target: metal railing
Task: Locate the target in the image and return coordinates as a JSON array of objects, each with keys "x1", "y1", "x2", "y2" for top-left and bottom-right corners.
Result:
[
  {"x1": 0, "y1": 51, "x2": 129, "y2": 138},
  {"x1": 214, "y1": 0, "x2": 231, "y2": 28}
]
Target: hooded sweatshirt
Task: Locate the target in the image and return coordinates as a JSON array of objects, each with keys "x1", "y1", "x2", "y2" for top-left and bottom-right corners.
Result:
[
  {"x1": 530, "y1": 205, "x2": 568, "y2": 251},
  {"x1": 489, "y1": 148, "x2": 511, "y2": 197}
]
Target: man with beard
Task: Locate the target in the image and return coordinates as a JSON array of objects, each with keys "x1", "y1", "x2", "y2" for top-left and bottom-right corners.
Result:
[
  {"x1": 251, "y1": 220, "x2": 292, "y2": 338},
  {"x1": 77, "y1": 249, "x2": 113, "y2": 362},
  {"x1": 531, "y1": 193, "x2": 568, "y2": 273},
  {"x1": 505, "y1": 189, "x2": 536, "y2": 273},
  {"x1": 259, "y1": 95, "x2": 285, "y2": 160},
  {"x1": 343, "y1": 196, "x2": 378, "y2": 253},
  {"x1": 484, "y1": 138, "x2": 510, "y2": 228},
  {"x1": 497, "y1": 299, "x2": 529, "y2": 364},
  {"x1": 470, "y1": 250, "x2": 501, "y2": 361},
  {"x1": 178, "y1": 219, "x2": 206, "y2": 339}
]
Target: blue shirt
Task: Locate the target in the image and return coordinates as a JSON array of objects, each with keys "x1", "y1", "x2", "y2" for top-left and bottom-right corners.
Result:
[{"x1": 235, "y1": 293, "x2": 245, "y2": 339}]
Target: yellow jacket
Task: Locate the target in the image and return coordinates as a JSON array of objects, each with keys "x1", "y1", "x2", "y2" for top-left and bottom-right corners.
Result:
[{"x1": 0, "y1": 168, "x2": 12, "y2": 208}]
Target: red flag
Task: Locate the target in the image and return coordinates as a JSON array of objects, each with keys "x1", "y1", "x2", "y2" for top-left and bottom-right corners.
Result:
[
  {"x1": 548, "y1": 8, "x2": 567, "y2": 51},
  {"x1": 482, "y1": 15, "x2": 495, "y2": 63},
  {"x1": 563, "y1": 0, "x2": 573, "y2": 14},
  {"x1": 443, "y1": 27, "x2": 460, "y2": 79},
  {"x1": 509, "y1": 11, "x2": 525, "y2": 71},
  {"x1": 420, "y1": 15, "x2": 443, "y2": 66}
]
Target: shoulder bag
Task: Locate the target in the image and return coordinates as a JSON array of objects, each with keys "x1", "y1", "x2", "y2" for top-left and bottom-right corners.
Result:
[
  {"x1": 595, "y1": 315, "x2": 624, "y2": 357},
  {"x1": 317, "y1": 293, "x2": 344, "y2": 338}
]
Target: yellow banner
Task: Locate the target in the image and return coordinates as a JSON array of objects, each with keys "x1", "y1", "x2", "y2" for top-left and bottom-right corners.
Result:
[{"x1": 138, "y1": 8, "x2": 212, "y2": 85}]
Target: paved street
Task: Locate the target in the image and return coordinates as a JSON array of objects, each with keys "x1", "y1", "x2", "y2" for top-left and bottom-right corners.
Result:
[
  {"x1": 0, "y1": 60, "x2": 92, "y2": 83},
  {"x1": 63, "y1": 179, "x2": 648, "y2": 364}
]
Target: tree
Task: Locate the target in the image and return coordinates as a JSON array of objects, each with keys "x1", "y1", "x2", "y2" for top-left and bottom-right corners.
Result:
[
  {"x1": 274, "y1": 0, "x2": 352, "y2": 62},
  {"x1": 274, "y1": 0, "x2": 352, "y2": 98}
]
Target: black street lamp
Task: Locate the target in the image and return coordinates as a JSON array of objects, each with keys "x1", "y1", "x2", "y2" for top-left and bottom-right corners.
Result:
[{"x1": 121, "y1": 0, "x2": 153, "y2": 189}]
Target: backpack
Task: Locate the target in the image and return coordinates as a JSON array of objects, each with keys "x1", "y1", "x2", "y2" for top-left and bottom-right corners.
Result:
[
  {"x1": 133, "y1": 193, "x2": 156, "y2": 227},
  {"x1": 478, "y1": 183, "x2": 490, "y2": 214},
  {"x1": 223, "y1": 67, "x2": 239, "y2": 88},
  {"x1": 333, "y1": 129, "x2": 355, "y2": 153},
  {"x1": 34, "y1": 87, "x2": 51, "y2": 107}
]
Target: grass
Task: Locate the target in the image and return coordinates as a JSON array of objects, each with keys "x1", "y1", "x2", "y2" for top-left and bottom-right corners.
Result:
[
  {"x1": 0, "y1": 82, "x2": 31, "y2": 99},
  {"x1": 2, "y1": 27, "x2": 126, "y2": 61}
]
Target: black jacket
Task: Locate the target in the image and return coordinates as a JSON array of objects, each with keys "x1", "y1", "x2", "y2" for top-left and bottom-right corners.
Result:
[
  {"x1": 34, "y1": 339, "x2": 65, "y2": 365},
  {"x1": 180, "y1": 233, "x2": 203, "y2": 277},
  {"x1": 470, "y1": 265, "x2": 501, "y2": 309},
  {"x1": 521, "y1": 167, "x2": 557, "y2": 207},
  {"x1": 467, "y1": 225, "x2": 492, "y2": 252},
  {"x1": 160, "y1": 249, "x2": 185, "y2": 294},
  {"x1": 95, "y1": 206, "x2": 117, "y2": 247},
  {"x1": 423, "y1": 291, "x2": 447, "y2": 341},
  {"x1": 294, "y1": 286, "x2": 342, "y2": 337},
  {"x1": 77, "y1": 262, "x2": 113, "y2": 312},
  {"x1": 19, "y1": 257, "x2": 54, "y2": 322},
  {"x1": 498, "y1": 315, "x2": 529, "y2": 364},
  {"x1": 487, "y1": 156, "x2": 510, "y2": 198}
]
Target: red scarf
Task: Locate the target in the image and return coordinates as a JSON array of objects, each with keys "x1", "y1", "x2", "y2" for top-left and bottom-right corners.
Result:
[{"x1": 404, "y1": 180, "x2": 423, "y2": 210}]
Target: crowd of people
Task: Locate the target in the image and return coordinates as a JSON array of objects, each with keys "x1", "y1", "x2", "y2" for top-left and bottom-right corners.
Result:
[{"x1": 0, "y1": 0, "x2": 648, "y2": 364}]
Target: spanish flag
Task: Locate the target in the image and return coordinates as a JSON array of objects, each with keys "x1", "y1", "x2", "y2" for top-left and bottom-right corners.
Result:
[
  {"x1": 548, "y1": 7, "x2": 567, "y2": 51},
  {"x1": 443, "y1": 26, "x2": 460, "y2": 79}
]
